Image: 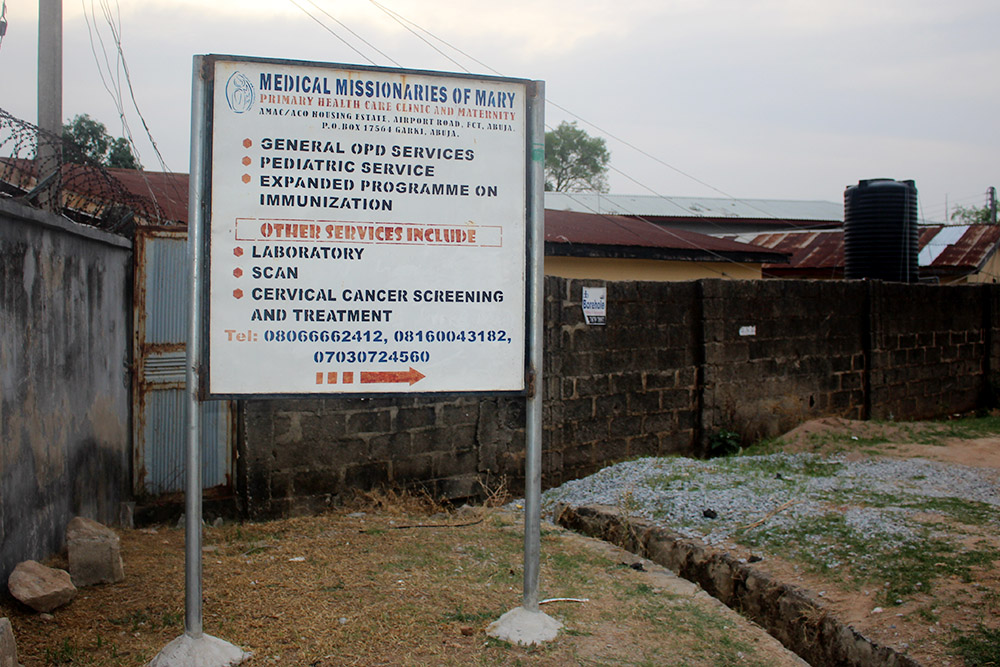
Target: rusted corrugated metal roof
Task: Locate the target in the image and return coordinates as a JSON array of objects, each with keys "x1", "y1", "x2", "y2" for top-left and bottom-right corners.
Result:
[
  {"x1": 920, "y1": 224, "x2": 1000, "y2": 271},
  {"x1": 739, "y1": 225, "x2": 1000, "y2": 277},
  {"x1": 106, "y1": 168, "x2": 189, "y2": 225},
  {"x1": 545, "y1": 208, "x2": 789, "y2": 262},
  {"x1": 0, "y1": 158, "x2": 190, "y2": 228},
  {"x1": 747, "y1": 231, "x2": 844, "y2": 270}
]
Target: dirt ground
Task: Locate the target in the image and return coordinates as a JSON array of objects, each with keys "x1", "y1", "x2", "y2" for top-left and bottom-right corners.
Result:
[
  {"x1": 5, "y1": 417, "x2": 998, "y2": 666},
  {"x1": 3, "y1": 496, "x2": 805, "y2": 666},
  {"x1": 740, "y1": 417, "x2": 1000, "y2": 666}
]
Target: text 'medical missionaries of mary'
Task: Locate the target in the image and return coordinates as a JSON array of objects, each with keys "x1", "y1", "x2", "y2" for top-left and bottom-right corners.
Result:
[{"x1": 207, "y1": 59, "x2": 528, "y2": 395}]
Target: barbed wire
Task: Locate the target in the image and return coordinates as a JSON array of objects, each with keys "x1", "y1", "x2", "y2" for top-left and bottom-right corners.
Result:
[{"x1": 0, "y1": 106, "x2": 179, "y2": 237}]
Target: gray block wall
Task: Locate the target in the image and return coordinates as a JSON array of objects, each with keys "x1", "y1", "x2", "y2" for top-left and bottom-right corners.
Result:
[
  {"x1": 237, "y1": 276, "x2": 1000, "y2": 518},
  {"x1": 0, "y1": 200, "x2": 132, "y2": 584}
]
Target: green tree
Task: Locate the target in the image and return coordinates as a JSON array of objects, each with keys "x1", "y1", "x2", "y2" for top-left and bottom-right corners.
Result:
[
  {"x1": 951, "y1": 203, "x2": 995, "y2": 225},
  {"x1": 544, "y1": 121, "x2": 610, "y2": 193},
  {"x1": 62, "y1": 114, "x2": 140, "y2": 169}
]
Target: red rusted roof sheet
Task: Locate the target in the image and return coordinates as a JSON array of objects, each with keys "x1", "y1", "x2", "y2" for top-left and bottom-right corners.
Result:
[
  {"x1": 744, "y1": 225, "x2": 1000, "y2": 277},
  {"x1": 545, "y1": 208, "x2": 789, "y2": 261},
  {"x1": 106, "y1": 168, "x2": 190, "y2": 224}
]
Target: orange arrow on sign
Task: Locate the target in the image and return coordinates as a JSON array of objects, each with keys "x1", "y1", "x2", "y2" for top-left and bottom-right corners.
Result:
[{"x1": 360, "y1": 367, "x2": 426, "y2": 386}]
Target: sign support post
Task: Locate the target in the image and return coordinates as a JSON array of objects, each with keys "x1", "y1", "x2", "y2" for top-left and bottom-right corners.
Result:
[
  {"x1": 522, "y1": 80, "x2": 545, "y2": 612},
  {"x1": 148, "y1": 56, "x2": 248, "y2": 667},
  {"x1": 485, "y1": 79, "x2": 562, "y2": 646}
]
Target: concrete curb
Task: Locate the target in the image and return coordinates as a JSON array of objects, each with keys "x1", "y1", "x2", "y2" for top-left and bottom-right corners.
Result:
[{"x1": 556, "y1": 504, "x2": 922, "y2": 667}]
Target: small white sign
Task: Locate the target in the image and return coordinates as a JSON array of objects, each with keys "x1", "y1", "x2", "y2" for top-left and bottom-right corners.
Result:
[
  {"x1": 582, "y1": 286, "x2": 607, "y2": 326},
  {"x1": 739, "y1": 325, "x2": 757, "y2": 337}
]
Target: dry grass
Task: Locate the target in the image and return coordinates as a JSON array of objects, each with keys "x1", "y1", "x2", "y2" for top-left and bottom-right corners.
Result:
[{"x1": 3, "y1": 493, "x2": 801, "y2": 666}]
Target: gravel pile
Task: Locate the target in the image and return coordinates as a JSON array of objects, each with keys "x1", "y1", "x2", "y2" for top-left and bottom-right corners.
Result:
[{"x1": 529, "y1": 453, "x2": 1000, "y2": 551}]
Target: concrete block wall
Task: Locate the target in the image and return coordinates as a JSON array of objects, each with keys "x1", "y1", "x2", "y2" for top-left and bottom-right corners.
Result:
[
  {"x1": 237, "y1": 277, "x2": 1000, "y2": 517},
  {"x1": 869, "y1": 282, "x2": 987, "y2": 420},
  {"x1": 239, "y1": 395, "x2": 525, "y2": 518},
  {"x1": 700, "y1": 279, "x2": 868, "y2": 443},
  {"x1": 543, "y1": 278, "x2": 701, "y2": 484}
]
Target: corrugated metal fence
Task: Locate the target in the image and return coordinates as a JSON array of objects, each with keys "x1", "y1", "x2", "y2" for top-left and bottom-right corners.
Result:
[{"x1": 133, "y1": 228, "x2": 233, "y2": 495}]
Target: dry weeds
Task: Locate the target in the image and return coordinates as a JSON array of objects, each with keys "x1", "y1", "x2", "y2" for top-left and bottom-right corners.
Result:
[{"x1": 3, "y1": 494, "x2": 802, "y2": 666}]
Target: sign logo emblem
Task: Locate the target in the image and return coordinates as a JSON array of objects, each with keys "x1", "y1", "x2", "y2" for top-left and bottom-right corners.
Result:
[{"x1": 225, "y1": 71, "x2": 254, "y2": 113}]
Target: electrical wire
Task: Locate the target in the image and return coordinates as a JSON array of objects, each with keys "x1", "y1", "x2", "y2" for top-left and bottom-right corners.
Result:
[
  {"x1": 372, "y1": 1, "x2": 502, "y2": 77},
  {"x1": 296, "y1": 0, "x2": 837, "y2": 276},
  {"x1": 367, "y1": 0, "x2": 472, "y2": 73},
  {"x1": 556, "y1": 190, "x2": 782, "y2": 280},
  {"x1": 305, "y1": 0, "x2": 402, "y2": 67},
  {"x1": 81, "y1": 0, "x2": 183, "y2": 217},
  {"x1": 546, "y1": 99, "x2": 784, "y2": 221},
  {"x1": 356, "y1": 0, "x2": 796, "y2": 224},
  {"x1": 286, "y1": 0, "x2": 378, "y2": 66}
]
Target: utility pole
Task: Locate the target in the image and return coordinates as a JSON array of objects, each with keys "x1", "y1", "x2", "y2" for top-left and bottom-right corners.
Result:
[
  {"x1": 989, "y1": 186, "x2": 997, "y2": 225},
  {"x1": 36, "y1": 0, "x2": 62, "y2": 212}
]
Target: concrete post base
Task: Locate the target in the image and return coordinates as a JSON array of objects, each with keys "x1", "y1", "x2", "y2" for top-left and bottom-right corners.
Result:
[
  {"x1": 147, "y1": 633, "x2": 249, "y2": 667},
  {"x1": 486, "y1": 607, "x2": 562, "y2": 646}
]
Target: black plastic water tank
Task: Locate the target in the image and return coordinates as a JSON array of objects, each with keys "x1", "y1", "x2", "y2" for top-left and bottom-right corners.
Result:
[{"x1": 843, "y1": 178, "x2": 919, "y2": 282}]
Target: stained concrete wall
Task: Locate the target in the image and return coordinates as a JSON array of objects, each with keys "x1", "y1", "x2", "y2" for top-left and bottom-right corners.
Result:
[{"x1": 0, "y1": 199, "x2": 132, "y2": 584}]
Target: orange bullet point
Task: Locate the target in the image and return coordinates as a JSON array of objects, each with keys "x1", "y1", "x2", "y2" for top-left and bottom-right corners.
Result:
[
  {"x1": 243, "y1": 138, "x2": 252, "y2": 148},
  {"x1": 233, "y1": 289, "x2": 244, "y2": 299},
  {"x1": 241, "y1": 174, "x2": 251, "y2": 184},
  {"x1": 242, "y1": 156, "x2": 251, "y2": 166},
  {"x1": 233, "y1": 268, "x2": 243, "y2": 278},
  {"x1": 234, "y1": 247, "x2": 244, "y2": 257}
]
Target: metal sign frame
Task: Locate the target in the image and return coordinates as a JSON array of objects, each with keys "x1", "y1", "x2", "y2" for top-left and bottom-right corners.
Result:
[{"x1": 193, "y1": 54, "x2": 536, "y2": 399}]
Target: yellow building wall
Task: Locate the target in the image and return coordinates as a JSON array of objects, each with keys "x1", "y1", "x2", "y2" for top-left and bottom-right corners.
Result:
[
  {"x1": 958, "y1": 252, "x2": 1000, "y2": 284},
  {"x1": 544, "y1": 256, "x2": 762, "y2": 281}
]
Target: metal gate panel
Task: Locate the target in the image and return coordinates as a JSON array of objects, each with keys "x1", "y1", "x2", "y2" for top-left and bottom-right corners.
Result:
[
  {"x1": 134, "y1": 228, "x2": 233, "y2": 495},
  {"x1": 141, "y1": 388, "x2": 231, "y2": 494}
]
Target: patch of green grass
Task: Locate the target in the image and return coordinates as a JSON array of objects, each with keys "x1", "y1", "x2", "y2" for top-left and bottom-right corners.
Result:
[
  {"x1": 631, "y1": 598, "x2": 768, "y2": 666},
  {"x1": 937, "y1": 414, "x2": 1000, "y2": 439},
  {"x1": 631, "y1": 582, "x2": 656, "y2": 596},
  {"x1": 949, "y1": 624, "x2": 1000, "y2": 666},
  {"x1": 110, "y1": 608, "x2": 151, "y2": 632},
  {"x1": 562, "y1": 627, "x2": 592, "y2": 637},
  {"x1": 716, "y1": 453, "x2": 843, "y2": 480},
  {"x1": 159, "y1": 610, "x2": 182, "y2": 628},
  {"x1": 109, "y1": 607, "x2": 181, "y2": 632},
  {"x1": 44, "y1": 638, "x2": 81, "y2": 665},
  {"x1": 907, "y1": 496, "x2": 998, "y2": 525},
  {"x1": 545, "y1": 551, "x2": 582, "y2": 572},
  {"x1": 239, "y1": 543, "x2": 273, "y2": 556},
  {"x1": 740, "y1": 436, "x2": 786, "y2": 456},
  {"x1": 737, "y1": 512, "x2": 1000, "y2": 605},
  {"x1": 646, "y1": 470, "x2": 694, "y2": 489},
  {"x1": 442, "y1": 608, "x2": 500, "y2": 623},
  {"x1": 904, "y1": 414, "x2": 1000, "y2": 446}
]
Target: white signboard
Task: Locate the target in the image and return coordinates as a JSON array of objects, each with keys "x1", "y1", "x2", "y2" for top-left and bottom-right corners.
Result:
[
  {"x1": 205, "y1": 57, "x2": 529, "y2": 395},
  {"x1": 582, "y1": 286, "x2": 606, "y2": 326}
]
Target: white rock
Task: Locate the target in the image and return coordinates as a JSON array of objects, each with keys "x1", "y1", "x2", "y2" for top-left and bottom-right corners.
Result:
[
  {"x1": 0, "y1": 617, "x2": 21, "y2": 667},
  {"x1": 66, "y1": 517, "x2": 124, "y2": 587},
  {"x1": 8, "y1": 561, "x2": 77, "y2": 613}
]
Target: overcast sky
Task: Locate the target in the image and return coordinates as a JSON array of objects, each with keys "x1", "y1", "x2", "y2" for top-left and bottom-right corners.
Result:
[{"x1": 3, "y1": 0, "x2": 998, "y2": 222}]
